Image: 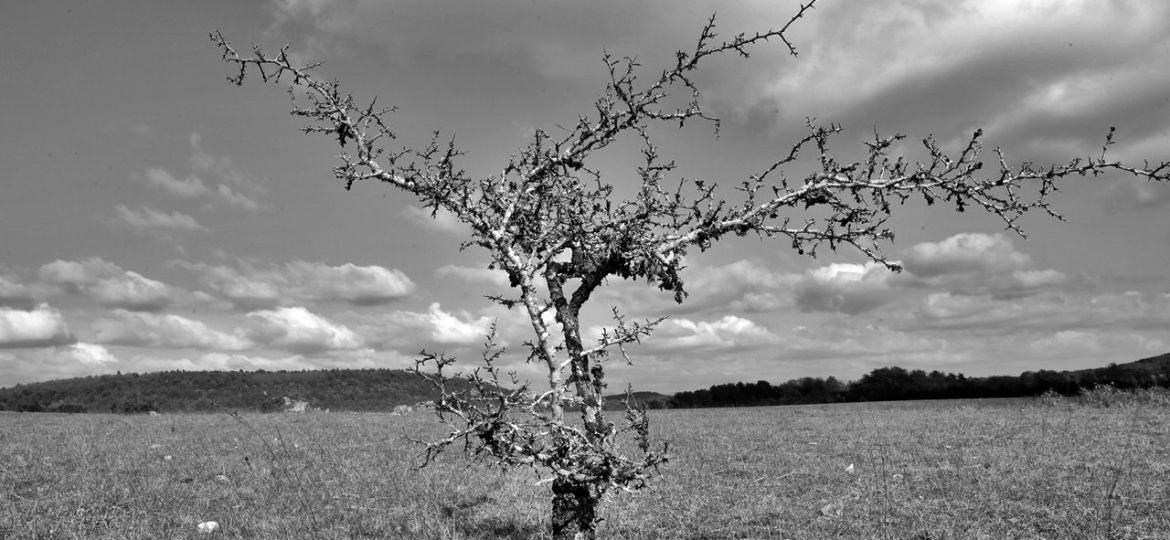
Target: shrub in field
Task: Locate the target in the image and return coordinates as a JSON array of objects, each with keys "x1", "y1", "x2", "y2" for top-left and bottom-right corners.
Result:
[
  {"x1": 1077, "y1": 384, "x2": 1170, "y2": 408},
  {"x1": 210, "y1": 1, "x2": 1169, "y2": 536},
  {"x1": 1037, "y1": 389, "x2": 1065, "y2": 407}
]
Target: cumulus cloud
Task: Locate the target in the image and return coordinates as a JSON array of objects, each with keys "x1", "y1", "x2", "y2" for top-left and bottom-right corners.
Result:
[
  {"x1": 0, "y1": 304, "x2": 74, "y2": 348},
  {"x1": 246, "y1": 306, "x2": 363, "y2": 353},
  {"x1": 89, "y1": 273, "x2": 174, "y2": 311},
  {"x1": 795, "y1": 262, "x2": 898, "y2": 314},
  {"x1": 0, "y1": 343, "x2": 120, "y2": 387},
  {"x1": 903, "y1": 233, "x2": 1030, "y2": 277},
  {"x1": 0, "y1": 343, "x2": 127, "y2": 386},
  {"x1": 177, "y1": 259, "x2": 415, "y2": 309},
  {"x1": 146, "y1": 167, "x2": 211, "y2": 198},
  {"x1": 181, "y1": 263, "x2": 281, "y2": 310},
  {"x1": 215, "y1": 183, "x2": 260, "y2": 211},
  {"x1": 906, "y1": 287, "x2": 1170, "y2": 339},
  {"x1": 595, "y1": 259, "x2": 800, "y2": 319},
  {"x1": 424, "y1": 302, "x2": 493, "y2": 345},
  {"x1": 91, "y1": 310, "x2": 250, "y2": 351},
  {"x1": 342, "y1": 302, "x2": 505, "y2": 352},
  {"x1": 900, "y1": 233, "x2": 1067, "y2": 299},
  {"x1": 38, "y1": 258, "x2": 174, "y2": 311},
  {"x1": 673, "y1": 260, "x2": 798, "y2": 315},
  {"x1": 65, "y1": 343, "x2": 118, "y2": 365},
  {"x1": 908, "y1": 292, "x2": 1034, "y2": 334},
  {"x1": 0, "y1": 274, "x2": 36, "y2": 309},
  {"x1": 115, "y1": 205, "x2": 206, "y2": 232},
  {"x1": 633, "y1": 315, "x2": 778, "y2": 354},
  {"x1": 997, "y1": 269, "x2": 1068, "y2": 298},
  {"x1": 282, "y1": 261, "x2": 415, "y2": 305}
]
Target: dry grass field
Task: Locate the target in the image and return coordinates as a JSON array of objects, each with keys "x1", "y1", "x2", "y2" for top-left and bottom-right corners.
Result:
[{"x1": 2, "y1": 393, "x2": 1168, "y2": 539}]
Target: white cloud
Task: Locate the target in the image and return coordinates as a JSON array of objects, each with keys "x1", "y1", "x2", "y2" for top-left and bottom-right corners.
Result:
[
  {"x1": 676, "y1": 260, "x2": 799, "y2": 314},
  {"x1": 89, "y1": 272, "x2": 172, "y2": 311},
  {"x1": 635, "y1": 315, "x2": 778, "y2": 353},
  {"x1": 38, "y1": 258, "x2": 118, "y2": 287},
  {"x1": 597, "y1": 259, "x2": 800, "y2": 319},
  {"x1": 38, "y1": 258, "x2": 174, "y2": 311},
  {"x1": 1011, "y1": 269, "x2": 1064, "y2": 288},
  {"x1": 341, "y1": 302, "x2": 509, "y2": 352},
  {"x1": 903, "y1": 233, "x2": 1030, "y2": 278},
  {"x1": 899, "y1": 233, "x2": 1068, "y2": 299},
  {"x1": 0, "y1": 304, "x2": 74, "y2": 348},
  {"x1": 247, "y1": 306, "x2": 363, "y2": 353},
  {"x1": 424, "y1": 302, "x2": 493, "y2": 345},
  {"x1": 905, "y1": 287, "x2": 1170, "y2": 342},
  {"x1": 795, "y1": 262, "x2": 898, "y2": 314},
  {"x1": 282, "y1": 261, "x2": 415, "y2": 305},
  {"x1": 215, "y1": 183, "x2": 260, "y2": 211},
  {"x1": 184, "y1": 263, "x2": 281, "y2": 310},
  {"x1": 0, "y1": 343, "x2": 123, "y2": 386},
  {"x1": 91, "y1": 310, "x2": 250, "y2": 351},
  {"x1": 65, "y1": 343, "x2": 118, "y2": 366},
  {"x1": 146, "y1": 167, "x2": 211, "y2": 198},
  {"x1": 115, "y1": 205, "x2": 206, "y2": 232},
  {"x1": 915, "y1": 292, "x2": 998, "y2": 322},
  {"x1": 178, "y1": 259, "x2": 414, "y2": 309}
]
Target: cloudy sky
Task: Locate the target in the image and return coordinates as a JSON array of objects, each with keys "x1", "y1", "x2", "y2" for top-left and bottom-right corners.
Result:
[{"x1": 1, "y1": 0, "x2": 1168, "y2": 392}]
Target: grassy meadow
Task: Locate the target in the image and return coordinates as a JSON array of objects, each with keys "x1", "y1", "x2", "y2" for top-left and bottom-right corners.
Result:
[{"x1": 2, "y1": 395, "x2": 1168, "y2": 539}]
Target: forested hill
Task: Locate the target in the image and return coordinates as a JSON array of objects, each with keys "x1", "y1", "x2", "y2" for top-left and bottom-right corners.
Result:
[
  {"x1": 668, "y1": 352, "x2": 1170, "y2": 408},
  {"x1": 0, "y1": 369, "x2": 445, "y2": 413},
  {"x1": 2, "y1": 353, "x2": 1167, "y2": 413}
]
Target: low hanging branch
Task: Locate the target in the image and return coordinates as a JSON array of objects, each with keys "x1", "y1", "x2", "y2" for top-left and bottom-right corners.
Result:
[
  {"x1": 211, "y1": 2, "x2": 1168, "y2": 536},
  {"x1": 409, "y1": 327, "x2": 665, "y2": 490}
]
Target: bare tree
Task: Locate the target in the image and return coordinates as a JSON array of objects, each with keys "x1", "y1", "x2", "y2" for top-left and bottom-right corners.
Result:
[{"x1": 211, "y1": 3, "x2": 1168, "y2": 537}]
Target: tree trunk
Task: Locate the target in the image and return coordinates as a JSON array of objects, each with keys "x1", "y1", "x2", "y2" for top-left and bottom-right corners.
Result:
[
  {"x1": 551, "y1": 477, "x2": 601, "y2": 540},
  {"x1": 545, "y1": 269, "x2": 609, "y2": 539}
]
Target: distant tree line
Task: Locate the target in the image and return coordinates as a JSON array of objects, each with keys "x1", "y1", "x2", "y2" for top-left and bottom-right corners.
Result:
[
  {"x1": 669, "y1": 353, "x2": 1170, "y2": 408},
  {"x1": 0, "y1": 368, "x2": 444, "y2": 413},
  {"x1": 1, "y1": 353, "x2": 1167, "y2": 413}
]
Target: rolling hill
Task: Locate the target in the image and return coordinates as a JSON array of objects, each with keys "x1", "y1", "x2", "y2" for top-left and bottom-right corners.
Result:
[{"x1": 1, "y1": 352, "x2": 1167, "y2": 413}]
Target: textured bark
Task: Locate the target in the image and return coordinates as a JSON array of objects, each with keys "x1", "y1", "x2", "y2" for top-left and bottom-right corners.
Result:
[
  {"x1": 551, "y1": 478, "x2": 602, "y2": 540},
  {"x1": 546, "y1": 266, "x2": 611, "y2": 539}
]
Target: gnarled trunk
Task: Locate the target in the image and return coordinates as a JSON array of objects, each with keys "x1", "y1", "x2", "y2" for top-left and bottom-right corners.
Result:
[
  {"x1": 551, "y1": 477, "x2": 602, "y2": 540},
  {"x1": 544, "y1": 264, "x2": 613, "y2": 539}
]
